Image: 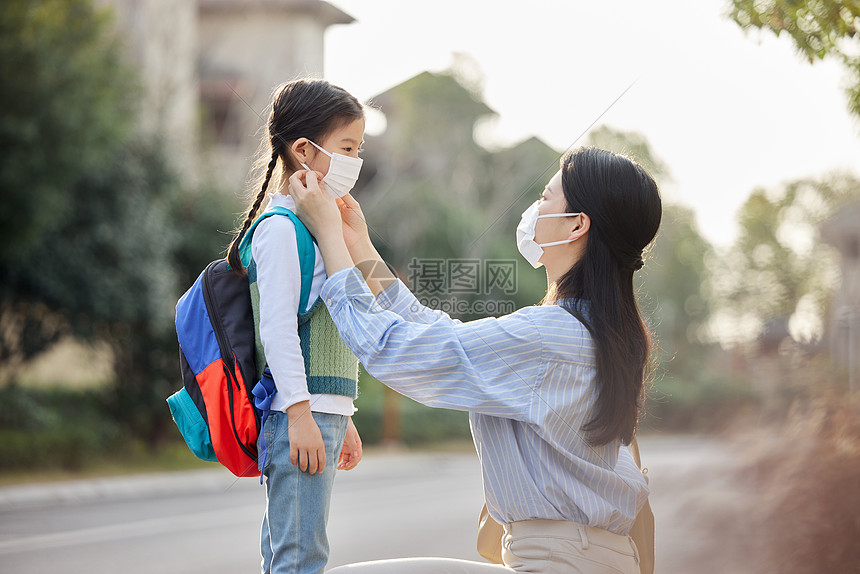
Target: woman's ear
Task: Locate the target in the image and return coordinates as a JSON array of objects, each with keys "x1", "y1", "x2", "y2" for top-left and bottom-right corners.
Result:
[{"x1": 567, "y1": 213, "x2": 590, "y2": 241}]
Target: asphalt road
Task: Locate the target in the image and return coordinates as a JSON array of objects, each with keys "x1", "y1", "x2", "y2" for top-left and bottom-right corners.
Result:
[{"x1": 0, "y1": 435, "x2": 736, "y2": 573}]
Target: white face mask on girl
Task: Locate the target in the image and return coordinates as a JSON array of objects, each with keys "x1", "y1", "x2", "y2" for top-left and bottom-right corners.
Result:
[
  {"x1": 300, "y1": 140, "x2": 363, "y2": 198},
  {"x1": 516, "y1": 200, "x2": 581, "y2": 268}
]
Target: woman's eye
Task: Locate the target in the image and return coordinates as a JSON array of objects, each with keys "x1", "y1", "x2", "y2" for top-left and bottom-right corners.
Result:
[{"x1": 343, "y1": 147, "x2": 352, "y2": 153}]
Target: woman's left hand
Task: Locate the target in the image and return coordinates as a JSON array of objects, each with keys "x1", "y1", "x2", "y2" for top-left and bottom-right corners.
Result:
[{"x1": 289, "y1": 170, "x2": 342, "y2": 242}]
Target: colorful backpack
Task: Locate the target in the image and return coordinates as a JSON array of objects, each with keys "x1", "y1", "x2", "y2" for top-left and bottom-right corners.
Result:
[{"x1": 167, "y1": 206, "x2": 314, "y2": 477}]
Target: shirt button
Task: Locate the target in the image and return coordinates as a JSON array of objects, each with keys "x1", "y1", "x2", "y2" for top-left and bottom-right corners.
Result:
[{"x1": 326, "y1": 298, "x2": 333, "y2": 306}]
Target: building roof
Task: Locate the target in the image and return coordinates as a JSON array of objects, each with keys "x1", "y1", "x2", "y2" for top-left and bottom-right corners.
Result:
[
  {"x1": 199, "y1": 0, "x2": 354, "y2": 25},
  {"x1": 371, "y1": 71, "x2": 495, "y2": 121}
]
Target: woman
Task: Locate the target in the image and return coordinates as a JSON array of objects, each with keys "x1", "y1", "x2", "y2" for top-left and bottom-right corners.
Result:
[{"x1": 292, "y1": 147, "x2": 661, "y2": 573}]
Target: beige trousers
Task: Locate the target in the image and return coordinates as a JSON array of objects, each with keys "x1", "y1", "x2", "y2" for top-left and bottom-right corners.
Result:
[
  {"x1": 502, "y1": 519, "x2": 640, "y2": 574},
  {"x1": 326, "y1": 557, "x2": 511, "y2": 573},
  {"x1": 327, "y1": 520, "x2": 639, "y2": 574}
]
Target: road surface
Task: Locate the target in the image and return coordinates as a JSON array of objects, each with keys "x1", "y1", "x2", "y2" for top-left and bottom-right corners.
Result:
[{"x1": 0, "y1": 435, "x2": 737, "y2": 573}]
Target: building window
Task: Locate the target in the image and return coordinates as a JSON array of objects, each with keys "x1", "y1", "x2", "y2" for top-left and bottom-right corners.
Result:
[{"x1": 199, "y1": 76, "x2": 247, "y2": 148}]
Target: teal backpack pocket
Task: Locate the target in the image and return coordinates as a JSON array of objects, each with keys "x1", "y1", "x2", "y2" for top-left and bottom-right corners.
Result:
[{"x1": 167, "y1": 388, "x2": 218, "y2": 462}]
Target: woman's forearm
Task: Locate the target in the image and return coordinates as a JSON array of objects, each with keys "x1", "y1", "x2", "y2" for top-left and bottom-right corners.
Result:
[
  {"x1": 317, "y1": 234, "x2": 355, "y2": 278},
  {"x1": 349, "y1": 237, "x2": 398, "y2": 296}
]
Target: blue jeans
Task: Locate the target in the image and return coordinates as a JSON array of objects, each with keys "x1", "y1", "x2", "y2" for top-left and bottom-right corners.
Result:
[{"x1": 260, "y1": 410, "x2": 348, "y2": 574}]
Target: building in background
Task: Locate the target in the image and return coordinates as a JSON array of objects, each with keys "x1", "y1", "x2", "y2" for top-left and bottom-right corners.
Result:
[
  {"x1": 821, "y1": 200, "x2": 860, "y2": 390},
  {"x1": 20, "y1": 0, "x2": 352, "y2": 388},
  {"x1": 197, "y1": 0, "x2": 353, "y2": 187},
  {"x1": 104, "y1": 0, "x2": 198, "y2": 166},
  {"x1": 104, "y1": 0, "x2": 353, "y2": 189}
]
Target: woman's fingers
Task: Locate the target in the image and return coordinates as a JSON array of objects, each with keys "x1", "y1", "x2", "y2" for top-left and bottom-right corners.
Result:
[
  {"x1": 305, "y1": 169, "x2": 320, "y2": 191},
  {"x1": 339, "y1": 193, "x2": 359, "y2": 208},
  {"x1": 288, "y1": 170, "x2": 307, "y2": 199},
  {"x1": 289, "y1": 169, "x2": 323, "y2": 197}
]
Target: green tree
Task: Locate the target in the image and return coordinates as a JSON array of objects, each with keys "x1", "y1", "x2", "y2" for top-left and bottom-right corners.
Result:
[
  {"x1": 0, "y1": 0, "x2": 134, "y2": 260},
  {"x1": 706, "y1": 173, "x2": 859, "y2": 344},
  {"x1": 638, "y1": 204, "x2": 713, "y2": 368},
  {"x1": 729, "y1": 0, "x2": 860, "y2": 116},
  {"x1": 585, "y1": 127, "x2": 713, "y2": 372},
  {"x1": 586, "y1": 125, "x2": 670, "y2": 182},
  {"x1": 362, "y1": 70, "x2": 575, "y2": 317},
  {"x1": 0, "y1": 0, "x2": 135, "y2": 375},
  {"x1": 0, "y1": 0, "x2": 234, "y2": 446}
]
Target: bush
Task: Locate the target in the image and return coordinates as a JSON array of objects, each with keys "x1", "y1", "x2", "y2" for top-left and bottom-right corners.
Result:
[
  {"x1": 642, "y1": 371, "x2": 760, "y2": 433},
  {"x1": 667, "y1": 385, "x2": 860, "y2": 573},
  {"x1": 0, "y1": 385, "x2": 121, "y2": 470},
  {"x1": 739, "y1": 389, "x2": 860, "y2": 573},
  {"x1": 353, "y1": 371, "x2": 472, "y2": 446}
]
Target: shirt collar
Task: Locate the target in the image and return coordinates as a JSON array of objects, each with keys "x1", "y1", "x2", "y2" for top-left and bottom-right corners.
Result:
[{"x1": 267, "y1": 192, "x2": 295, "y2": 209}]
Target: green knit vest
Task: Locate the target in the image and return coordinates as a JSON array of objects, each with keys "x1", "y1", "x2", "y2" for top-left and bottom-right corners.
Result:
[{"x1": 238, "y1": 206, "x2": 358, "y2": 399}]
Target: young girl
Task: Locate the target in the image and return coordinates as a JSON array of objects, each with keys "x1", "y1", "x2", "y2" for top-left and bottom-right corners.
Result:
[
  {"x1": 292, "y1": 147, "x2": 661, "y2": 574},
  {"x1": 225, "y1": 79, "x2": 365, "y2": 574}
]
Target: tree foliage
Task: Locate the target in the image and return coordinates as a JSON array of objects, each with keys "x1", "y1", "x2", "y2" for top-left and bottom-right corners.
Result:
[
  {"x1": 706, "y1": 173, "x2": 860, "y2": 344},
  {"x1": 585, "y1": 128, "x2": 712, "y2": 372},
  {"x1": 0, "y1": 0, "x2": 135, "y2": 260},
  {"x1": 0, "y1": 0, "x2": 235, "y2": 445},
  {"x1": 729, "y1": 0, "x2": 860, "y2": 117},
  {"x1": 586, "y1": 125, "x2": 671, "y2": 184},
  {"x1": 360, "y1": 70, "x2": 555, "y2": 315},
  {"x1": 0, "y1": 0, "x2": 136, "y2": 375}
]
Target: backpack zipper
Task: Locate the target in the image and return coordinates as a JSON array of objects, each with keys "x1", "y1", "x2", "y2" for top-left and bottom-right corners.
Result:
[
  {"x1": 203, "y1": 261, "x2": 257, "y2": 463},
  {"x1": 202, "y1": 261, "x2": 238, "y2": 378}
]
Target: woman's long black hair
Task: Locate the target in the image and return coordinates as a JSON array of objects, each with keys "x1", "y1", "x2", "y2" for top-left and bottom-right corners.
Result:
[
  {"x1": 551, "y1": 147, "x2": 662, "y2": 446},
  {"x1": 226, "y1": 79, "x2": 364, "y2": 275}
]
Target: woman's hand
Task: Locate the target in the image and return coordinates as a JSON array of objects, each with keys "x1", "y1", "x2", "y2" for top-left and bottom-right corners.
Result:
[
  {"x1": 335, "y1": 193, "x2": 396, "y2": 295},
  {"x1": 336, "y1": 193, "x2": 371, "y2": 254},
  {"x1": 290, "y1": 169, "x2": 355, "y2": 276},
  {"x1": 337, "y1": 417, "x2": 363, "y2": 471},
  {"x1": 290, "y1": 170, "x2": 342, "y2": 244},
  {"x1": 285, "y1": 401, "x2": 327, "y2": 474}
]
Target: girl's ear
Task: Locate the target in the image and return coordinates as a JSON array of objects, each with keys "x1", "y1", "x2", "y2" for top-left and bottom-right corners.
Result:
[
  {"x1": 567, "y1": 213, "x2": 590, "y2": 241},
  {"x1": 290, "y1": 138, "x2": 310, "y2": 165}
]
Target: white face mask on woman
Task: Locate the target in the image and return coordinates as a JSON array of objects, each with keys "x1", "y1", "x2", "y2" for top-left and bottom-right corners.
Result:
[
  {"x1": 516, "y1": 200, "x2": 581, "y2": 268},
  {"x1": 301, "y1": 140, "x2": 363, "y2": 198}
]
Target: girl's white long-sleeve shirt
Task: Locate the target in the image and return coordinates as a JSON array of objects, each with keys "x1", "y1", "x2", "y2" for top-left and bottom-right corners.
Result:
[{"x1": 251, "y1": 192, "x2": 355, "y2": 416}]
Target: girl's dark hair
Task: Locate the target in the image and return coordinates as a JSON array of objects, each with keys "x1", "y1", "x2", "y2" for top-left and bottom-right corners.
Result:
[
  {"x1": 551, "y1": 147, "x2": 662, "y2": 446},
  {"x1": 227, "y1": 78, "x2": 364, "y2": 274}
]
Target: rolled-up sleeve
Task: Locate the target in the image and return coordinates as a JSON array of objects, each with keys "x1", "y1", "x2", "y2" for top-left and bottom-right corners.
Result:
[{"x1": 322, "y1": 267, "x2": 541, "y2": 420}]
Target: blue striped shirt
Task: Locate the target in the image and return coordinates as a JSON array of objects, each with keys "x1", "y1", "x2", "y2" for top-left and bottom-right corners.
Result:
[{"x1": 321, "y1": 267, "x2": 649, "y2": 535}]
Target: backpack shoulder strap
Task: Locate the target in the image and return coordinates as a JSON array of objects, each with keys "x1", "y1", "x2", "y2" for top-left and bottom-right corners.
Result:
[{"x1": 237, "y1": 205, "x2": 316, "y2": 314}]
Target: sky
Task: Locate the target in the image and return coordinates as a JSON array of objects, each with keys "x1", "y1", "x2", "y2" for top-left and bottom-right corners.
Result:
[{"x1": 322, "y1": 0, "x2": 860, "y2": 248}]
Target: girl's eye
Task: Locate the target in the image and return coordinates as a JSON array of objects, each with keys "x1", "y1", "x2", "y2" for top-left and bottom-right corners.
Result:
[{"x1": 343, "y1": 148, "x2": 352, "y2": 153}]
